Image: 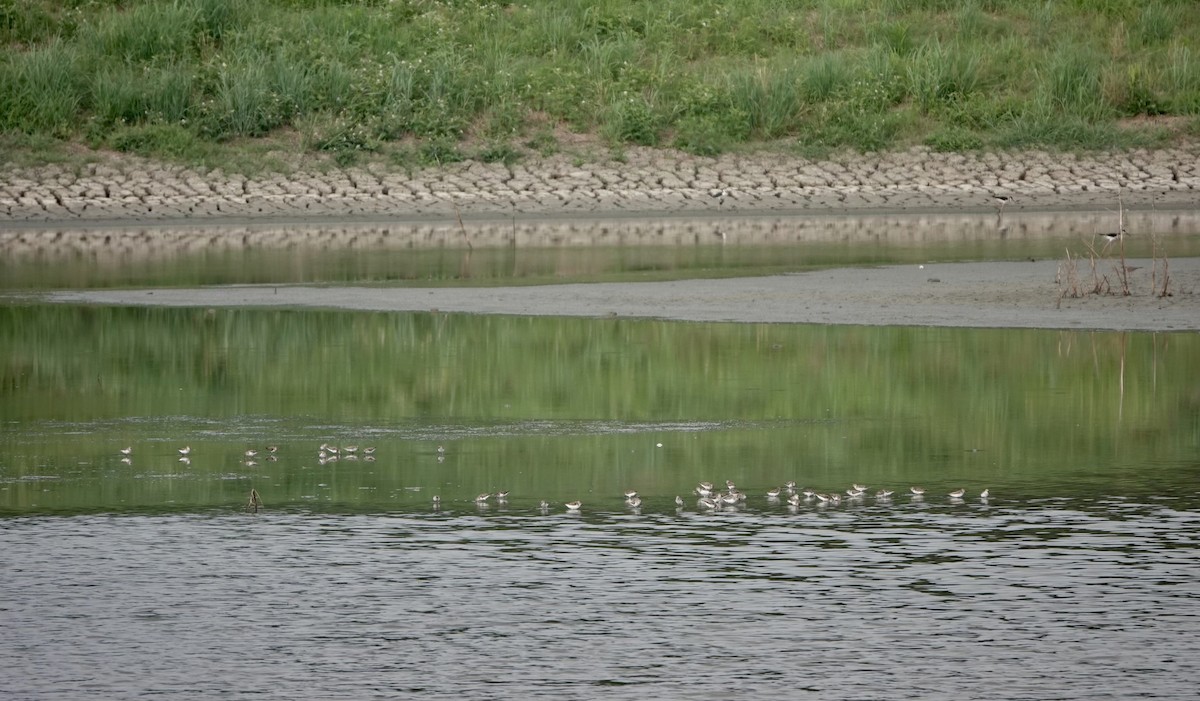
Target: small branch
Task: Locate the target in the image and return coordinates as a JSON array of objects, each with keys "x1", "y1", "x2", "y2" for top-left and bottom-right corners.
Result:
[{"x1": 455, "y1": 204, "x2": 473, "y2": 251}]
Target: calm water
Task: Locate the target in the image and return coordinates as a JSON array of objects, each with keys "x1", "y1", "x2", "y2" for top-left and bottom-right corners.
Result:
[{"x1": 2, "y1": 236, "x2": 1199, "y2": 699}]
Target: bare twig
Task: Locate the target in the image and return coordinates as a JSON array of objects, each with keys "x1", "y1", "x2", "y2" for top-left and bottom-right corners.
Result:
[{"x1": 454, "y1": 204, "x2": 473, "y2": 251}]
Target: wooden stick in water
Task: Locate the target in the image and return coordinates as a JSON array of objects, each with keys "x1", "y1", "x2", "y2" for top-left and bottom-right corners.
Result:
[{"x1": 247, "y1": 488, "x2": 263, "y2": 513}]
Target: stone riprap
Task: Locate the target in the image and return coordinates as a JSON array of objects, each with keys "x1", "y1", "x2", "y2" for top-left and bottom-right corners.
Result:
[
  {"x1": 2, "y1": 146, "x2": 1197, "y2": 228},
  {"x1": 2, "y1": 146, "x2": 1199, "y2": 258}
]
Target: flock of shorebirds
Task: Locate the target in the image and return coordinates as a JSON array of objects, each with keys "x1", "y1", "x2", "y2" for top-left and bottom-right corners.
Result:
[
  {"x1": 116, "y1": 446, "x2": 990, "y2": 513},
  {"x1": 445, "y1": 480, "x2": 991, "y2": 513},
  {"x1": 116, "y1": 443, "x2": 380, "y2": 467}
]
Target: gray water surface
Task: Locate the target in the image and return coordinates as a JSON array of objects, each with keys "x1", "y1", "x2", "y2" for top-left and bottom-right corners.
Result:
[{"x1": 3, "y1": 495, "x2": 1198, "y2": 700}]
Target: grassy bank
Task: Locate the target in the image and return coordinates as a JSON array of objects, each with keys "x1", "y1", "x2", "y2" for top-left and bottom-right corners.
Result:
[{"x1": 3, "y1": 0, "x2": 1200, "y2": 172}]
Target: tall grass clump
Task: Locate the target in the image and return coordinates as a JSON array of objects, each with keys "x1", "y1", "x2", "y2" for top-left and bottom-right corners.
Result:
[
  {"x1": 0, "y1": 40, "x2": 84, "y2": 135},
  {"x1": 1042, "y1": 45, "x2": 1110, "y2": 120},
  {"x1": 1165, "y1": 44, "x2": 1200, "y2": 113},
  {"x1": 198, "y1": 54, "x2": 284, "y2": 138},
  {"x1": 82, "y1": 2, "x2": 202, "y2": 64},
  {"x1": 724, "y1": 61, "x2": 806, "y2": 139},
  {"x1": 906, "y1": 41, "x2": 985, "y2": 113},
  {"x1": 91, "y1": 63, "x2": 194, "y2": 127}
]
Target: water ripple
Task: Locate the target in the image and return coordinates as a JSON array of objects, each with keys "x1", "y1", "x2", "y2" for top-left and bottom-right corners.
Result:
[{"x1": 2, "y1": 501, "x2": 1198, "y2": 700}]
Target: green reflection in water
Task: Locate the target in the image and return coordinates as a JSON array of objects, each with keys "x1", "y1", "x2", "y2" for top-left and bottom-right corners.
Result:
[
  {"x1": 5, "y1": 236, "x2": 1200, "y2": 290},
  {"x1": 1, "y1": 305, "x2": 1197, "y2": 515}
]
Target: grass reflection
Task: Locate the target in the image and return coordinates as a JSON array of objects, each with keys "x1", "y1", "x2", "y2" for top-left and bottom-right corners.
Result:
[{"x1": 1, "y1": 305, "x2": 1197, "y2": 514}]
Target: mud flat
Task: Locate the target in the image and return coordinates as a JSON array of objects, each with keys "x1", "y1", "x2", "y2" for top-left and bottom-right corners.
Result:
[{"x1": 44, "y1": 257, "x2": 1200, "y2": 332}]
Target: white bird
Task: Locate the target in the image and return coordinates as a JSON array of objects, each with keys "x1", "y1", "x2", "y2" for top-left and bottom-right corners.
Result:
[
  {"x1": 627, "y1": 496, "x2": 642, "y2": 508},
  {"x1": 475, "y1": 493, "x2": 491, "y2": 503},
  {"x1": 910, "y1": 486, "x2": 925, "y2": 496},
  {"x1": 980, "y1": 488, "x2": 990, "y2": 499},
  {"x1": 178, "y1": 446, "x2": 191, "y2": 456},
  {"x1": 565, "y1": 501, "x2": 582, "y2": 511},
  {"x1": 949, "y1": 488, "x2": 966, "y2": 499},
  {"x1": 119, "y1": 447, "x2": 132, "y2": 456}
]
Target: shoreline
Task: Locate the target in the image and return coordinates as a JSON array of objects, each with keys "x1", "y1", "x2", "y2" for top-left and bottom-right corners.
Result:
[
  {"x1": 3, "y1": 145, "x2": 1198, "y2": 230},
  {"x1": 8, "y1": 146, "x2": 1199, "y2": 333},
  {"x1": 43, "y1": 258, "x2": 1200, "y2": 333}
]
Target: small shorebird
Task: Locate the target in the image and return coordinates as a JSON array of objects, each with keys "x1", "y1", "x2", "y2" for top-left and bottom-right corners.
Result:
[
  {"x1": 980, "y1": 488, "x2": 990, "y2": 499},
  {"x1": 320, "y1": 443, "x2": 338, "y2": 454},
  {"x1": 475, "y1": 493, "x2": 491, "y2": 503},
  {"x1": 496, "y1": 490, "x2": 510, "y2": 501},
  {"x1": 266, "y1": 446, "x2": 278, "y2": 454},
  {"x1": 565, "y1": 501, "x2": 582, "y2": 511},
  {"x1": 178, "y1": 446, "x2": 191, "y2": 456},
  {"x1": 363, "y1": 447, "x2": 376, "y2": 455},
  {"x1": 624, "y1": 490, "x2": 639, "y2": 500},
  {"x1": 910, "y1": 486, "x2": 925, "y2": 496},
  {"x1": 627, "y1": 496, "x2": 642, "y2": 508},
  {"x1": 697, "y1": 497, "x2": 718, "y2": 510},
  {"x1": 432, "y1": 495, "x2": 441, "y2": 505},
  {"x1": 993, "y1": 195, "x2": 1013, "y2": 212},
  {"x1": 436, "y1": 445, "x2": 446, "y2": 456},
  {"x1": 948, "y1": 488, "x2": 966, "y2": 499},
  {"x1": 875, "y1": 489, "x2": 894, "y2": 499},
  {"x1": 766, "y1": 487, "x2": 782, "y2": 499},
  {"x1": 246, "y1": 488, "x2": 263, "y2": 513},
  {"x1": 787, "y1": 493, "x2": 802, "y2": 507},
  {"x1": 244, "y1": 449, "x2": 258, "y2": 458},
  {"x1": 784, "y1": 481, "x2": 797, "y2": 494},
  {"x1": 852, "y1": 483, "x2": 867, "y2": 492},
  {"x1": 674, "y1": 495, "x2": 684, "y2": 507},
  {"x1": 119, "y1": 447, "x2": 132, "y2": 456},
  {"x1": 539, "y1": 500, "x2": 550, "y2": 510},
  {"x1": 343, "y1": 445, "x2": 358, "y2": 454}
]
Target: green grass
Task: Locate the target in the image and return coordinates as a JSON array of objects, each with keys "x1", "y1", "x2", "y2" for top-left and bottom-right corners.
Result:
[{"x1": 3, "y1": 0, "x2": 1200, "y2": 170}]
